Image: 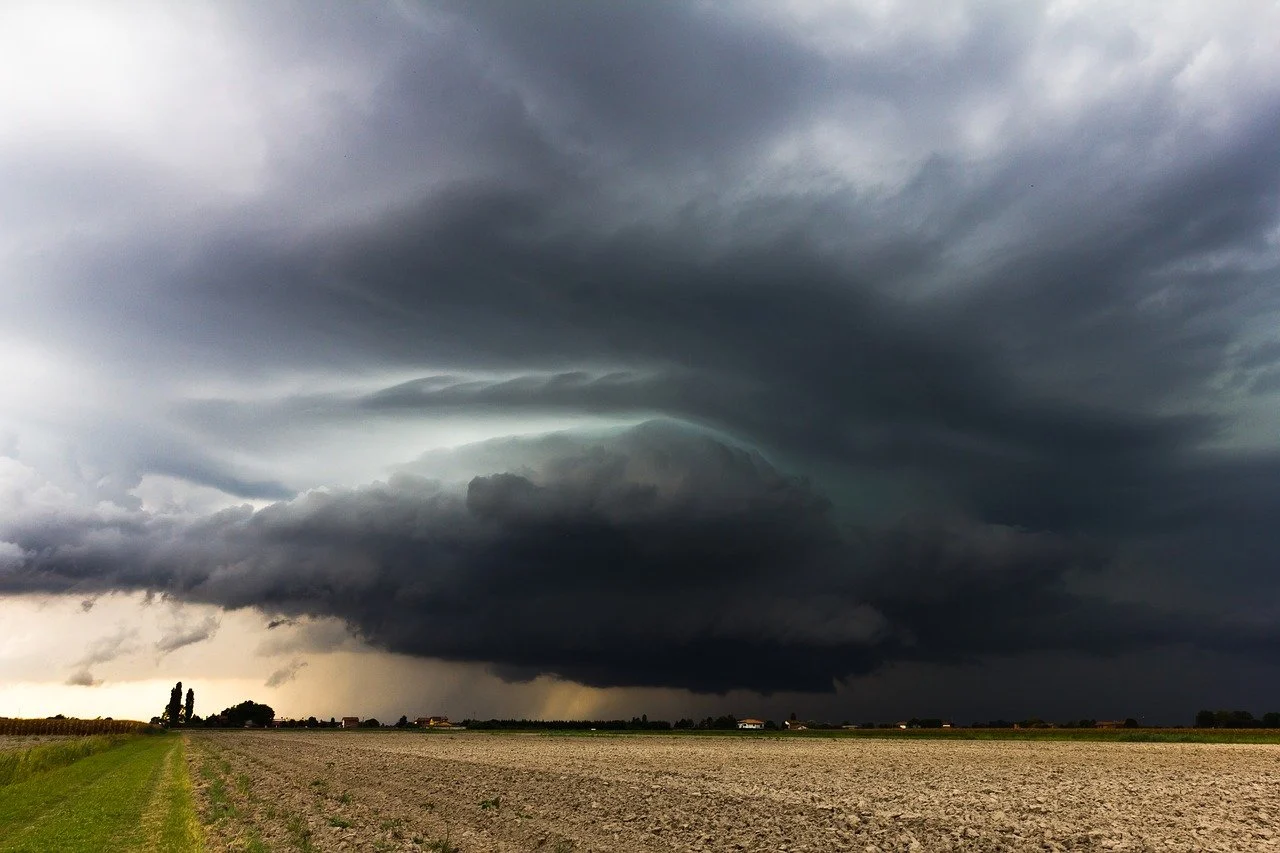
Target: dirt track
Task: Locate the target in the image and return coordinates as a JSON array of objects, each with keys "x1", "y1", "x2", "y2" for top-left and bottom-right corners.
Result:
[{"x1": 186, "y1": 731, "x2": 1280, "y2": 852}]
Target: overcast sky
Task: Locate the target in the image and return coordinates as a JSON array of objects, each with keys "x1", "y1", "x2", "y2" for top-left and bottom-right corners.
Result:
[{"x1": 3, "y1": 0, "x2": 1280, "y2": 726}]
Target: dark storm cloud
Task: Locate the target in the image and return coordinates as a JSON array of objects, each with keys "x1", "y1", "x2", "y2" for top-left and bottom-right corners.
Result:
[
  {"x1": 6, "y1": 423, "x2": 1279, "y2": 693},
  {"x1": 5, "y1": 0, "x2": 1280, "y2": 707}
]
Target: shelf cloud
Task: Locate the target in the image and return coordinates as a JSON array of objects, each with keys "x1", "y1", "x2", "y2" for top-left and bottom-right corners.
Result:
[{"x1": 2, "y1": 0, "x2": 1279, "y2": 716}]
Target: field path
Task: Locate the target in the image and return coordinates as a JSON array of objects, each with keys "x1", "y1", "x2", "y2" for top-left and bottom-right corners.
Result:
[{"x1": 187, "y1": 730, "x2": 1280, "y2": 852}]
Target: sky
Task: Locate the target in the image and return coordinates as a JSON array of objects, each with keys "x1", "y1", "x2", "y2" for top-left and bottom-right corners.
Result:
[{"x1": 2, "y1": 0, "x2": 1280, "y2": 727}]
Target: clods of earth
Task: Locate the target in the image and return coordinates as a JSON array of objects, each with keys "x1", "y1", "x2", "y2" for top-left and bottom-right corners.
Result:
[{"x1": 187, "y1": 731, "x2": 1280, "y2": 852}]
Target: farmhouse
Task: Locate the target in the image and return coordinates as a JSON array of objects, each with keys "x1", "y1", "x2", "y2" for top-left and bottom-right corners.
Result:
[
  {"x1": 416, "y1": 716, "x2": 453, "y2": 728},
  {"x1": 341, "y1": 716, "x2": 360, "y2": 729},
  {"x1": 737, "y1": 718, "x2": 765, "y2": 730}
]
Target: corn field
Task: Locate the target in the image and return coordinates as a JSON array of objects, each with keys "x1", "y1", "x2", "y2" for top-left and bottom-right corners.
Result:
[{"x1": 0, "y1": 718, "x2": 157, "y2": 736}]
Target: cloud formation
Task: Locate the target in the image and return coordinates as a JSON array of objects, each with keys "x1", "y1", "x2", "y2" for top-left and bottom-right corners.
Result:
[
  {"x1": 8, "y1": 423, "x2": 1278, "y2": 694},
  {"x1": 156, "y1": 613, "x2": 220, "y2": 655},
  {"x1": 66, "y1": 626, "x2": 139, "y2": 687},
  {"x1": 265, "y1": 659, "x2": 308, "y2": 688},
  {"x1": 2, "y1": 1, "x2": 1280, "y2": 712}
]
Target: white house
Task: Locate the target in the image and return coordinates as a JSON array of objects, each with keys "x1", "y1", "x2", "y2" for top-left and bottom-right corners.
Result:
[{"x1": 737, "y1": 718, "x2": 765, "y2": 730}]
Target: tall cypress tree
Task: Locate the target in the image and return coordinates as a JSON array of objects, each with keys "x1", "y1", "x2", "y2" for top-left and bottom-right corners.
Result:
[
  {"x1": 183, "y1": 687, "x2": 195, "y2": 724},
  {"x1": 165, "y1": 681, "x2": 183, "y2": 727}
]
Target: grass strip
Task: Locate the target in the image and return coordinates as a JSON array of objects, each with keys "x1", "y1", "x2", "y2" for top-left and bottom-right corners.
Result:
[
  {"x1": 0, "y1": 734, "x2": 201, "y2": 852},
  {"x1": 0, "y1": 736, "x2": 131, "y2": 786},
  {"x1": 140, "y1": 736, "x2": 204, "y2": 852}
]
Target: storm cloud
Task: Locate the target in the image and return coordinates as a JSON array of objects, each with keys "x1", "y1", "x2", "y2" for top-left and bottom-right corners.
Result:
[
  {"x1": 7, "y1": 423, "x2": 1279, "y2": 694},
  {"x1": 2, "y1": 1, "x2": 1280, "y2": 713}
]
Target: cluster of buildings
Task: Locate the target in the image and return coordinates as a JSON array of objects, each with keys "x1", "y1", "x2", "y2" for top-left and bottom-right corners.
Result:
[
  {"x1": 335, "y1": 715, "x2": 454, "y2": 729},
  {"x1": 265, "y1": 715, "x2": 455, "y2": 729}
]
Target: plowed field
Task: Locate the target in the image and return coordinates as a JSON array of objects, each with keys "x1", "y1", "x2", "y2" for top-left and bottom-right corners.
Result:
[{"x1": 186, "y1": 731, "x2": 1280, "y2": 852}]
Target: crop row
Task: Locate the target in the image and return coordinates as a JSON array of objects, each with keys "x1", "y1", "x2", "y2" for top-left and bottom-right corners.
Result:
[{"x1": 0, "y1": 718, "x2": 157, "y2": 736}]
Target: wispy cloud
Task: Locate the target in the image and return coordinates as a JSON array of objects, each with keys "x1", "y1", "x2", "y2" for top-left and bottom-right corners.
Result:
[
  {"x1": 156, "y1": 613, "x2": 220, "y2": 655},
  {"x1": 67, "y1": 626, "x2": 139, "y2": 687},
  {"x1": 265, "y1": 659, "x2": 308, "y2": 688}
]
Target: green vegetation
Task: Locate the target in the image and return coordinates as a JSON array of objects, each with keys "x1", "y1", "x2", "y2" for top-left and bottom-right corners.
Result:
[
  {"x1": 424, "y1": 830, "x2": 459, "y2": 853},
  {"x1": 189, "y1": 740, "x2": 273, "y2": 852},
  {"x1": 0, "y1": 735, "x2": 131, "y2": 786},
  {"x1": 286, "y1": 813, "x2": 316, "y2": 852},
  {"x1": 0, "y1": 734, "x2": 201, "y2": 852}
]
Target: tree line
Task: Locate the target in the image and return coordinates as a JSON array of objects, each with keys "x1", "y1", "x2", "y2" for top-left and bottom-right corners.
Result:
[
  {"x1": 1194, "y1": 709, "x2": 1280, "y2": 728},
  {"x1": 150, "y1": 682, "x2": 278, "y2": 729},
  {"x1": 145, "y1": 684, "x2": 1280, "y2": 731}
]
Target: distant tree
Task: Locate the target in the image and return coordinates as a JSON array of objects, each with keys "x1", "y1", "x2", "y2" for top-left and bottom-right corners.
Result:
[
  {"x1": 163, "y1": 682, "x2": 183, "y2": 727},
  {"x1": 1123, "y1": 718, "x2": 1139, "y2": 728},
  {"x1": 359, "y1": 718, "x2": 381, "y2": 728},
  {"x1": 909, "y1": 718, "x2": 945, "y2": 729},
  {"x1": 395, "y1": 715, "x2": 409, "y2": 728},
  {"x1": 1194, "y1": 709, "x2": 1215, "y2": 728},
  {"x1": 183, "y1": 688, "x2": 195, "y2": 724},
  {"x1": 216, "y1": 700, "x2": 275, "y2": 728},
  {"x1": 1212, "y1": 709, "x2": 1256, "y2": 728},
  {"x1": 306, "y1": 716, "x2": 319, "y2": 728},
  {"x1": 1263, "y1": 712, "x2": 1280, "y2": 728}
]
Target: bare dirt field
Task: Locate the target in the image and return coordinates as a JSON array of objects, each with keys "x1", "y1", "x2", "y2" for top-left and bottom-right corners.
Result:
[{"x1": 186, "y1": 730, "x2": 1280, "y2": 852}]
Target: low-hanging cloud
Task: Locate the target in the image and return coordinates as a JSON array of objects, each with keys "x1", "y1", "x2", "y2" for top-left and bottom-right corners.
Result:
[
  {"x1": 265, "y1": 659, "x2": 308, "y2": 688},
  {"x1": 156, "y1": 613, "x2": 220, "y2": 655},
  {"x1": 7, "y1": 422, "x2": 1275, "y2": 694},
  {"x1": 65, "y1": 626, "x2": 139, "y2": 687}
]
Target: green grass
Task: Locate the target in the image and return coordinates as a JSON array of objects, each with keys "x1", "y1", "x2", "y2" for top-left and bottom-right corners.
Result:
[
  {"x1": 0, "y1": 734, "x2": 202, "y2": 852},
  {"x1": 286, "y1": 813, "x2": 315, "y2": 852},
  {"x1": 0, "y1": 736, "x2": 131, "y2": 786}
]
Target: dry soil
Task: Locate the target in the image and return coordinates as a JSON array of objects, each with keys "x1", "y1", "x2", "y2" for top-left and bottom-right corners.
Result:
[{"x1": 186, "y1": 730, "x2": 1280, "y2": 852}]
